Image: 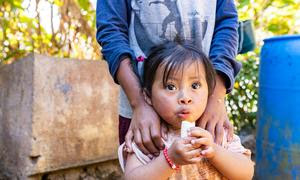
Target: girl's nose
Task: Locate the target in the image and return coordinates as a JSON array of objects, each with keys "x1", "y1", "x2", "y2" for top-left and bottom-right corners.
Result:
[{"x1": 178, "y1": 92, "x2": 192, "y2": 104}]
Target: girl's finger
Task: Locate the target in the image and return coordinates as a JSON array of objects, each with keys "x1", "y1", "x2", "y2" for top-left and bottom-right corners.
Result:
[
  {"x1": 180, "y1": 136, "x2": 193, "y2": 144},
  {"x1": 189, "y1": 157, "x2": 203, "y2": 164},
  {"x1": 190, "y1": 138, "x2": 210, "y2": 148},
  {"x1": 183, "y1": 143, "x2": 195, "y2": 151},
  {"x1": 188, "y1": 127, "x2": 210, "y2": 138},
  {"x1": 201, "y1": 146, "x2": 214, "y2": 155},
  {"x1": 185, "y1": 148, "x2": 202, "y2": 159}
]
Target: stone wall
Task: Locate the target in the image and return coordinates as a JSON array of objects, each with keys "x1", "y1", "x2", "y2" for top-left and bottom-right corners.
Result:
[
  {"x1": 32, "y1": 160, "x2": 122, "y2": 180},
  {"x1": 0, "y1": 54, "x2": 121, "y2": 179}
]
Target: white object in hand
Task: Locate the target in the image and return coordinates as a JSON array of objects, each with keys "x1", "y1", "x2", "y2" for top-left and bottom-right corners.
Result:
[{"x1": 181, "y1": 121, "x2": 195, "y2": 138}]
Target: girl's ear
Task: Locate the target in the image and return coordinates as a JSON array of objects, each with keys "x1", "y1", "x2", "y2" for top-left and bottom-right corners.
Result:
[{"x1": 143, "y1": 89, "x2": 152, "y2": 105}]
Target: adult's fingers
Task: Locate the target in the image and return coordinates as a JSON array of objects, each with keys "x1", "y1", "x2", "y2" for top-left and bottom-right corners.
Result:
[
  {"x1": 206, "y1": 120, "x2": 216, "y2": 139},
  {"x1": 150, "y1": 125, "x2": 164, "y2": 150},
  {"x1": 125, "y1": 129, "x2": 134, "y2": 153},
  {"x1": 141, "y1": 127, "x2": 160, "y2": 155},
  {"x1": 197, "y1": 115, "x2": 208, "y2": 129},
  {"x1": 215, "y1": 122, "x2": 224, "y2": 145},
  {"x1": 224, "y1": 118, "x2": 234, "y2": 142},
  {"x1": 134, "y1": 129, "x2": 150, "y2": 155},
  {"x1": 161, "y1": 122, "x2": 168, "y2": 140}
]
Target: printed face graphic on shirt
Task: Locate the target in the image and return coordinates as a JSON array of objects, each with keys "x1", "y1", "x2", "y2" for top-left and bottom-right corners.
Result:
[
  {"x1": 131, "y1": 0, "x2": 212, "y2": 56},
  {"x1": 148, "y1": 0, "x2": 182, "y2": 39}
]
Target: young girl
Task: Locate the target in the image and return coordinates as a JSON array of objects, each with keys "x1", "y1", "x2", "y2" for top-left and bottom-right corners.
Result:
[{"x1": 118, "y1": 41, "x2": 254, "y2": 180}]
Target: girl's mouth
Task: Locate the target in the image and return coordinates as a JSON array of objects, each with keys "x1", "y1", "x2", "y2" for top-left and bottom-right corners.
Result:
[{"x1": 177, "y1": 111, "x2": 190, "y2": 119}]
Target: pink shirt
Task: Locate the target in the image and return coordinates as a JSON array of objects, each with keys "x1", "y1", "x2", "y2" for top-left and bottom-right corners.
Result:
[{"x1": 118, "y1": 129, "x2": 251, "y2": 180}]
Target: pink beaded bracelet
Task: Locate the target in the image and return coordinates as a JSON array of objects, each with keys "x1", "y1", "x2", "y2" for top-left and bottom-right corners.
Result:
[{"x1": 163, "y1": 148, "x2": 180, "y2": 171}]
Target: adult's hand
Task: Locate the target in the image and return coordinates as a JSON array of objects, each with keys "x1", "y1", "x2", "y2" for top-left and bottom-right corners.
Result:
[
  {"x1": 117, "y1": 58, "x2": 165, "y2": 156},
  {"x1": 196, "y1": 74, "x2": 234, "y2": 144},
  {"x1": 125, "y1": 101, "x2": 164, "y2": 156}
]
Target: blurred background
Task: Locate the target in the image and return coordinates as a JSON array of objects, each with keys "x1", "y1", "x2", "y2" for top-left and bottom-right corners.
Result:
[{"x1": 0, "y1": 0, "x2": 300, "y2": 134}]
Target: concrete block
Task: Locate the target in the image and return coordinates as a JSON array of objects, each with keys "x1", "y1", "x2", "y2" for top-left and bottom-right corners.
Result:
[
  {"x1": 0, "y1": 54, "x2": 120, "y2": 179},
  {"x1": 31, "y1": 159, "x2": 122, "y2": 180}
]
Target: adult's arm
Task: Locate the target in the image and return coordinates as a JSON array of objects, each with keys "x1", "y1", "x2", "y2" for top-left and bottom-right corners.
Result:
[
  {"x1": 198, "y1": 0, "x2": 241, "y2": 143},
  {"x1": 96, "y1": 0, "x2": 163, "y2": 154},
  {"x1": 96, "y1": 0, "x2": 135, "y2": 82},
  {"x1": 210, "y1": 0, "x2": 242, "y2": 93}
]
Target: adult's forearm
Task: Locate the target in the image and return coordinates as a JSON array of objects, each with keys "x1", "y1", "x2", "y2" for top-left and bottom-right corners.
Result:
[
  {"x1": 117, "y1": 58, "x2": 144, "y2": 108},
  {"x1": 212, "y1": 74, "x2": 227, "y2": 98}
]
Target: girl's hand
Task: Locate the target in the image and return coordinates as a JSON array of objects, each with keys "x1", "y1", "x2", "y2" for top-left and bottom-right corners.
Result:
[
  {"x1": 125, "y1": 101, "x2": 164, "y2": 156},
  {"x1": 167, "y1": 138, "x2": 203, "y2": 166},
  {"x1": 188, "y1": 127, "x2": 216, "y2": 159}
]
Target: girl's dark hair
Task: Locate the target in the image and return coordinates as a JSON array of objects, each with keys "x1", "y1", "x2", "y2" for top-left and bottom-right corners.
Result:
[{"x1": 142, "y1": 40, "x2": 216, "y2": 96}]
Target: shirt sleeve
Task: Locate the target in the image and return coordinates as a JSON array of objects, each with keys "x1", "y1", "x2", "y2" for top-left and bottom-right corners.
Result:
[
  {"x1": 118, "y1": 143, "x2": 127, "y2": 172},
  {"x1": 225, "y1": 134, "x2": 252, "y2": 158},
  {"x1": 96, "y1": 0, "x2": 135, "y2": 84},
  {"x1": 118, "y1": 142, "x2": 151, "y2": 172},
  {"x1": 209, "y1": 0, "x2": 242, "y2": 93}
]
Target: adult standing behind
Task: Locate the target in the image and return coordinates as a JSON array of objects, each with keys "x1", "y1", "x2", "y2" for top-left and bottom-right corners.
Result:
[{"x1": 96, "y1": 0, "x2": 241, "y2": 156}]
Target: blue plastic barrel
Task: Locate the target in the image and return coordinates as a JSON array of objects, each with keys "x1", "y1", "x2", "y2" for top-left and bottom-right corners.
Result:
[{"x1": 256, "y1": 35, "x2": 300, "y2": 179}]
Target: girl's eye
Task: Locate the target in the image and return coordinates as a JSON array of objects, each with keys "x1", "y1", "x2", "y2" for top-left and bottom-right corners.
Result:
[
  {"x1": 192, "y1": 82, "x2": 201, "y2": 89},
  {"x1": 166, "y1": 84, "x2": 177, "y2": 91}
]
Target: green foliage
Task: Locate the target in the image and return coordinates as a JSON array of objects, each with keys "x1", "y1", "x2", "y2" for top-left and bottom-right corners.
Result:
[
  {"x1": 0, "y1": 0, "x2": 100, "y2": 65},
  {"x1": 229, "y1": 0, "x2": 300, "y2": 133},
  {"x1": 227, "y1": 52, "x2": 259, "y2": 132},
  {"x1": 77, "y1": 0, "x2": 90, "y2": 11}
]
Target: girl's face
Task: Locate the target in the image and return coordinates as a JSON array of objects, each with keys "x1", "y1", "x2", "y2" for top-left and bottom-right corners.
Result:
[{"x1": 145, "y1": 59, "x2": 208, "y2": 129}]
